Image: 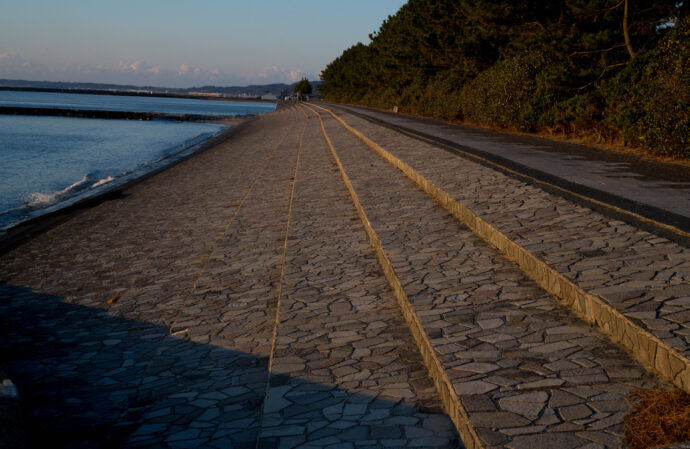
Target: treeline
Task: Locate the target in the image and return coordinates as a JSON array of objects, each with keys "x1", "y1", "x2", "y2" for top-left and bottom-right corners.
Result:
[{"x1": 320, "y1": 0, "x2": 688, "y2": 158}]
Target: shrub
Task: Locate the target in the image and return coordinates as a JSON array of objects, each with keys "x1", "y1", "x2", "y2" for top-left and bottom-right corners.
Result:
[
  {"x1": 460, "y1": 50, "x2": 553, "y2": 131},
  {"x1": 603, "y1": 17, "x2": 690, "y2": 158},
  {"x1": 416, "y1": 75, "x2": 464, "y2": 121}
]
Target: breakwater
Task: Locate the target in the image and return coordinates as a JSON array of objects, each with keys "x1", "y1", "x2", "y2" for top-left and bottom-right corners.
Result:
[
  {"x1": 0, "y1": 106, "x2": 251, "y2": 121},
  {"x1": 0, "y1": 86, "x2": 275, "y2": 103}
]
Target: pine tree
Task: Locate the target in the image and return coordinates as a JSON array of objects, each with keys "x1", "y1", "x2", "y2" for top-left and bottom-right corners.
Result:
[{"x1": 294, "y1": 78, "x2": 312, "y2": 101}]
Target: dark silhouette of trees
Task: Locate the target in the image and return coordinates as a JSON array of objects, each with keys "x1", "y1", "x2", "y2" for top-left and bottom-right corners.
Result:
[
  {"x1": 320, "y1": 0, "x2": 687, "y2": 157},
  {"x1": 294, "y1": 78, "x2": 312, "y2": 101}
]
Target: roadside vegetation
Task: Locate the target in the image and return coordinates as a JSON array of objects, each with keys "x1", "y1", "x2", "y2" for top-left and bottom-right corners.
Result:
[
  {"x1": 294, "y1": 78, "x2": 313, "y2": 101},
  {"x1": 319, "y1": 0, "x2": 688, "y2": 159}
]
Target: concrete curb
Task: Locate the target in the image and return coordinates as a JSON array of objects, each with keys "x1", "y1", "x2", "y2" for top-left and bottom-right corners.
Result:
[
  {"x1": 303, "y1": 104, "x2": 484, "y2": 449},
  {"x1": 313, "y1": 103, "x2": 690, "y2": 395}
]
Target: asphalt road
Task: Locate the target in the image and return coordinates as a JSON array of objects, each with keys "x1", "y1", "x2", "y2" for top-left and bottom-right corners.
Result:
[{"x1": 332, "y1": 104, "x2": 690, "y2": 237}]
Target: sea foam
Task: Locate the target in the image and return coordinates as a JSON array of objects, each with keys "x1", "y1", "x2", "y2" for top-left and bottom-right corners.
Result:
[{"x1": 27, "y1": 175, "x2": 89, "y2": 206}]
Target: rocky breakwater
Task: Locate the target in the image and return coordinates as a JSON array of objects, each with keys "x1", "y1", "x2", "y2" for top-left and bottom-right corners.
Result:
[{"x1": 0, "y1": 106, "x2": 255, "y2": 121}]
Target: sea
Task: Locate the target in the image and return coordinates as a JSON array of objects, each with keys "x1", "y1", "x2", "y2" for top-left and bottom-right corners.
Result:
[
  {"x1": 0, "y1": 90, "x2": 276, "y2": 230},
  {"x1": 0, "y1": 90, "x2": 277, "y2": 115}
]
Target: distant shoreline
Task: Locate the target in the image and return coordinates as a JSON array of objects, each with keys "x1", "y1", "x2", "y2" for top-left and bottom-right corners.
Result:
[
  {"x1": 0, "y1": 105, "x2": 256, "y2": 122},
  {"x1": 0, "y1": 86, "x2": 276, "y2": 103}
]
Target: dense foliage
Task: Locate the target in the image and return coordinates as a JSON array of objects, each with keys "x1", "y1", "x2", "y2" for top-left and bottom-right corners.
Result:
[
  {"x1": 294, "y1": 78, "x2": 313, "y2": 101},
  {"x1": 320, "y1": 0, "x2": 688, "y2": 158}
]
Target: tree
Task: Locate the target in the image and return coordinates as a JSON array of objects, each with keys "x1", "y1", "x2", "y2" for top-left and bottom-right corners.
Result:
[
  {"x1": 320, "y1": 0, "x2": 684, "y2": 113},
  {"x1": 294, "y1": 78, "x2": 312, "y2": 101}
]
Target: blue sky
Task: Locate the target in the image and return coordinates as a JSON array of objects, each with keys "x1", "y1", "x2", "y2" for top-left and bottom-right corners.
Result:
[{"x1": 0, "y1": 0, "x2": 406, "y2": 87}]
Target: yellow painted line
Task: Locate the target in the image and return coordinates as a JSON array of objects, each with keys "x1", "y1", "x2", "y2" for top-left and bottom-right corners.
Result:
[
  {"x1": 304, "y1": 103, "x2": 485, "y2": 449},
  {"x1": 266, "y1": 108, "x2": 307, "y2": 373},
  {"x1": 296, "y1": 104, "x2": 309, "y2": 119},
  {"x1": 311, "y1": 102, "x2": 690, "y2": 394},
  {"x1": 257, "y1": 106, "x2": 308, "y2": 444}
]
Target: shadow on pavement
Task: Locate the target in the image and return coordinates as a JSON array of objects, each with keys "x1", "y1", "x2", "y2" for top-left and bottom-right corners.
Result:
[{"x1": 0, "y1": 282, "x2": 458, "y2": 449}]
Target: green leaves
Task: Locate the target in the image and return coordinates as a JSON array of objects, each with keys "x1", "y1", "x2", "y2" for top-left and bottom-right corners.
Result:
[
  {"x1": 294, "y1": 78, "x2": 312, "y2": 101},
  {"x1": 603, "y1": 17, "x2": 690, "y2": 157},
  {"x1": 319, "y1": 0, "x2": 688, "y2": 157}
]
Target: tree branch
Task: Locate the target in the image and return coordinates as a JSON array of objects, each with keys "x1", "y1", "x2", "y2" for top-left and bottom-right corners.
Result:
[
  {"x1": 572, "y1": 62, "x2": 629, "y2": 91},
  {"x1": 521, "y1": 21, "x2": 549, "y2": 33},
  {"x1": 623, "y1": 0, "x2": 636, "y2": 58},
  {"x1": 569, "y1": 43, "x2": 627, "y2": 57},
  {"x1": 576, "y1": 0, "x2": 625, "y2": 18}
]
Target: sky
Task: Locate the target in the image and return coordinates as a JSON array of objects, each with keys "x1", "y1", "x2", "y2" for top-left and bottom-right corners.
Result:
[{"x1": 0, "y1": 0, "x2": 407, "y2": 88}]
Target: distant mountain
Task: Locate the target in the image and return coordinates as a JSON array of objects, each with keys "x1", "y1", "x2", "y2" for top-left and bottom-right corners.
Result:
[{"x1": 0, "y1": 79, "x2": 322, "y2": 98}]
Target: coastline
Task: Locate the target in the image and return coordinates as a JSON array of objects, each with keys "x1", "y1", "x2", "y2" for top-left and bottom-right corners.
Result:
[
  {"x1": 0, "y1": 86, "x2": 277, "y2": 103},
  {"x1": 0, "y1": 115, "x2": 257, "y2": 256},
  {"x1": 0, "y1": 106, "x2": 255, "y2": 122},
  {"x1": 0, "y1": 106, "x2": 687, "y2": 447}
]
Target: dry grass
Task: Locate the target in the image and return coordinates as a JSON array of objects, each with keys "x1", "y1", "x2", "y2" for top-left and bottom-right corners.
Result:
[{"x1": 625, "y1": 389, "x2": 690, "y2": 449}]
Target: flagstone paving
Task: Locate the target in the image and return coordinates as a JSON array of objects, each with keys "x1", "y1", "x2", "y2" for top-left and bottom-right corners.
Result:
[
  {"x1": 316, "y1": 107, "x2": 669, "y2": 448},
  {"x1": 0, "y1": 108, "x2": 457, "y2": 448},
  {"x1": 109, "y1": 109, "x2": 307, "y2": 448},
  {"x1": 258, "y1": 110, "x2": 456, "y2": 448},
  {"x1": 0, "y1": 104, "x2": 683, "y2": 449},
  {"x1": 326, "y1": 107, "x2": 690, "y2": 379}
]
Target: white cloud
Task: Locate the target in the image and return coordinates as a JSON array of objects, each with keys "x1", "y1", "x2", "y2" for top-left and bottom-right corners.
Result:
[
  {"x1": 176, "y1": 63, "x2": 190, "y2": 75},
  {"x1": 255, "y1": 65, "x2": 310, "y2": 83},
  {"x1": 0, "y1": 52, "x2": 316, "y2": 87},
  {"x1": 287, "y1": 70, "x2": 302, "y2": 82}
]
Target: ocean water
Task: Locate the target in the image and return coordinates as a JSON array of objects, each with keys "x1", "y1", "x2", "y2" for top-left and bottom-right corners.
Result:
[
  {"x1": 0, "y1": 115, "x2": 228, "y2": 229},
  {"x1": 0, "y1": 90, "x2": 276, "y2": 116}
]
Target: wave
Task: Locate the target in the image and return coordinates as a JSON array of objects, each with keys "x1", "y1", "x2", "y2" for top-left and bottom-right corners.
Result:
[
  {"x1": 27, "y1": 175, "x2": 89, "y2": 206},
  {"x1": 91, "y1": 176, "x2": 115, "y2": 188},
  {"x1": 1, "y1": 127, "x2": 226, "y2": 230},
  {"x1": 23, "y1": 172, "x2": 117, "y2": 210}
]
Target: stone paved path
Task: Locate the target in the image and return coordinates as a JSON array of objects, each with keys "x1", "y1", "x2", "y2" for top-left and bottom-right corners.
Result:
[
  {"x1": 320, "y1": 106, "x2": 690, "y2": 393},
  {"x1": 0, "y1": 104, "x2": 684, "y2": 449},
  {"x1": 309, "y1": 106, "x2": 670, "y2": 449},
  {"x1": 1, "y1": 109, "x2": 302, "y2": 448},
  {"x1": 258, "y1": 110, "x2": 456, "y2": 448},
  {"x1": 111, "y1": 108, "x2": 307, "y2": 448},
  {"x1": 333, "y1": 104, "x2": 690, "y2": 227},
  {"x1": 0, "y1": 108, "x2": 457, "y2": 448}
]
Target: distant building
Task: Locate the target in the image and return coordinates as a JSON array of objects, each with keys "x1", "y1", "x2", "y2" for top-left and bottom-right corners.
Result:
[
  {"x1": 188, "y1": 92, "x2": 221, "y2": 97},
  {"x1": 261, "y1": 93, "x2": 277, "y2": 100}
]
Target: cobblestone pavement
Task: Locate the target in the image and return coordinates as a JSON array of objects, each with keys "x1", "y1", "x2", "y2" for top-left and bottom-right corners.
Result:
[
  {"x1": 312, "y1": 107, "x2": 671, "y2": 448},
  {"x1": 0, "y1": 108, "x2": 457, "y2": 448},
  {"x1": 0, "y1": 104, "x2": 683, "y2": 449},
  {"x1": 258, "y1": 110, "x2": 456, "y2": 448},
  {"x1": 333, "y1": 104, "x2": 690, "y2": 225},
  {"x1": 323, "y1": 107, "x2": 690, "y2": 388},
  {"x1": 0, "y1": 109, "x2": 302, "y2": 448}
]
